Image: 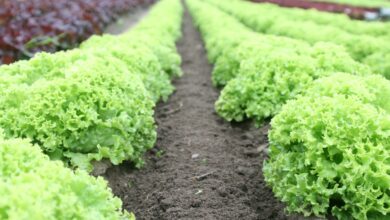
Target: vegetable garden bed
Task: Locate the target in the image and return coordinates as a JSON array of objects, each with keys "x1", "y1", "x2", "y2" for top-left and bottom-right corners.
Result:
[
  {"x1": 103, "y1": 8, "x2": 290, "y2": 219},
  {"x1": 0, "y1": 0, "x2": 154, "y2": 65},
  {"x1": 0, "y1": 0, "x2": 389, "y2": 219}
]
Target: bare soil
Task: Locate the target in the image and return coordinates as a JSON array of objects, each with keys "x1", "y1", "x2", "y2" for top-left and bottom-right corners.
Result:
[
  {"x1": 103, "y1": 7, "x2": 305, "y2": 220},
  {"x1": 104, "y1": 6, "x2": 149, "y2": 35}
]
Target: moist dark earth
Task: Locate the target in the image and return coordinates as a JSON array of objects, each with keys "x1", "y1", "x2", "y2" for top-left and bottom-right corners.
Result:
[{"x1": 104, "y1": 5, "x2": 309, "y2": 220}]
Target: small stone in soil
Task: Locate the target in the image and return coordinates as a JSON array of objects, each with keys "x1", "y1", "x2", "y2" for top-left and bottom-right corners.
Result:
[
  {"x1": 217, "y1": 187, "x2": 227, "y2": 197},
  {"x1": 166, "y1": 207, "x2": 183, "y2": 213},
  {"x1": 236, "y1": 166, "x2": 256, "y2": 176},
  {"x1": 191, "y1": 199, "x2": 202, "y2": 207},
  {"x1": 195, "y1": 189, "x2": 203, "y2": 195},
  {"x1": 240, "y1": 133, "x2": 253, "y2": 140},
  {"x1": 263, "y1": 148, "x2": 269, "y2": 155},
  {"x1": 160, "y1": 198, "x2": 174, "y2": 211},
  {"x1": 194, "y1": 171, "x2": 214, "y2": 181},
  {"x1": 236, "y1": 166, "x2": 245, "y2": 175},
  {"x1": 244, "y1": 143, "x2": 255, "y2": 148},
  {"x1": 247, "y1": 168, "x2": 257, "y2": 177},
  {"x1": 191, "y1": 153, "x2": 199, "y2": 159},
  {"x1": 258, "y1": 143, "x2": 269, "y2": 151},
  {"x1": 243, "y1": 149, "x2": 260, "y2": 157}
]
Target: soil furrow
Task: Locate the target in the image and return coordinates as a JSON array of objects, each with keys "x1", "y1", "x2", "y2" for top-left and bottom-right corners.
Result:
[
  {"x1": 104, "y1": 6, "x2": 291, "y2": 220},
  {"x1": 104, "y1": 6, "x2": 149, "y2": 35}
]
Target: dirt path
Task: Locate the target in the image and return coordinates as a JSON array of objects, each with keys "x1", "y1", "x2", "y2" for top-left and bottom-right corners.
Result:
[
  {"x1": 104, "y1": 7, "x2": 294, "y2": 220},
  {"x1": 104, "y1": 6, "x2": 149, "y2": 35}
]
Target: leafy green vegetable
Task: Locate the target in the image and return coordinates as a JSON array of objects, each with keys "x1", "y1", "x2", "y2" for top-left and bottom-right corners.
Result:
[
  {"x1": 0, "y1": 0, "x2": 183, "y2": 170},
  {"x1": 208, "y1": 0, "x2": 390, "y2": 79},
  {"x1": 0, "y1": 134, "x2": 133, "y2": 220},
  {"x1": 264, "y1": 95, "x2": 390, "y2": 220},
  {"x1": 303, "y1": 73, "x2": 390, "y2": 113},
  {"x1": 211, "y1": 35, "x2": 308, "y2": 87},
  {"x1": 0, "y1": 49, "x2": 172, "y2": 102},
  {"x1": 189, "y1": 2, "x2": 390, "y2": 219},
  {"x1": 0, "y1": 58, "x2": 156, "y2": 170},
  {"x1": 82, "y1": 0, "x2": 183, "y2": 80},
  {"x1": 215, "y1": 42, "x2": 370, "y2": 125},
  {"x1": 189, "y1": 0, "x2": 372, "y2": 126}
]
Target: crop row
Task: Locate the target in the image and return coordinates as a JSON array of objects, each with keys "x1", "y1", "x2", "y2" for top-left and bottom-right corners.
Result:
[
  {"x1": 251, "y1": 0, "x2": 381, "y2": 20},
  {"x1": 312, "y1": 0, "x2": 390, "y2": 7},
  {"x1": 0, "y1": 0, "x2": 183, "y2": 218},
  {"x1": 209, "y1": 0, "x2": 390, "y2": 79},
  {"x1": 187, "y1": 0, "x2": 389, "y2": 219},
  {"x1": 0, "y1": 0, "x2": 154, "y2": 65},
  {"x1": 250, "y1": 1, "x2": 390, "y2": 36}
]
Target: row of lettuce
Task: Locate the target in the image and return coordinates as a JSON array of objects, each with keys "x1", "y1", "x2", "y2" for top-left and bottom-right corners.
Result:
[
  {"x1": 187, "y1": 0, "x2": 389, "y2": 219},
  {"x1": 209, "y1": 0, "x2": 390, "y2": 79},
  {"x1": 0, "y1": 0, "x2": 183, "y2": 219},
  {"x1": 312, "y1": 0, "x2": 390, "y2": 7}
]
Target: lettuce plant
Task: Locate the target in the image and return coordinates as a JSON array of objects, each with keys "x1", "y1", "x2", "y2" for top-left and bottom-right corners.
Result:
[
  {"x1": 0, "y1": 58, "x2": 156, "y2": 170},
  {"x1": 304, "y1": 73, "x2": 390, "y2": 113},
  {"x1": 1, "y1": 42, "x2": 174, "y2": 103},
  {"x1": 0, "y1": 0, "x2": 183, "y2": 171},
  {"x1": 215, "y1": 43, "x2": 370, "y2": 125},
  {"x1": 208, "y1": 0, "x2": 390, "y2": 79},
  {"x1": 211, "y1": 35, "x2": 309, "y2": 87},
  {"x1": 0, "y1": 134, "x2": 133, "y2": 220},
  {"x1": 264, "y1": 95, "x2": 390, "y2": 219}
]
